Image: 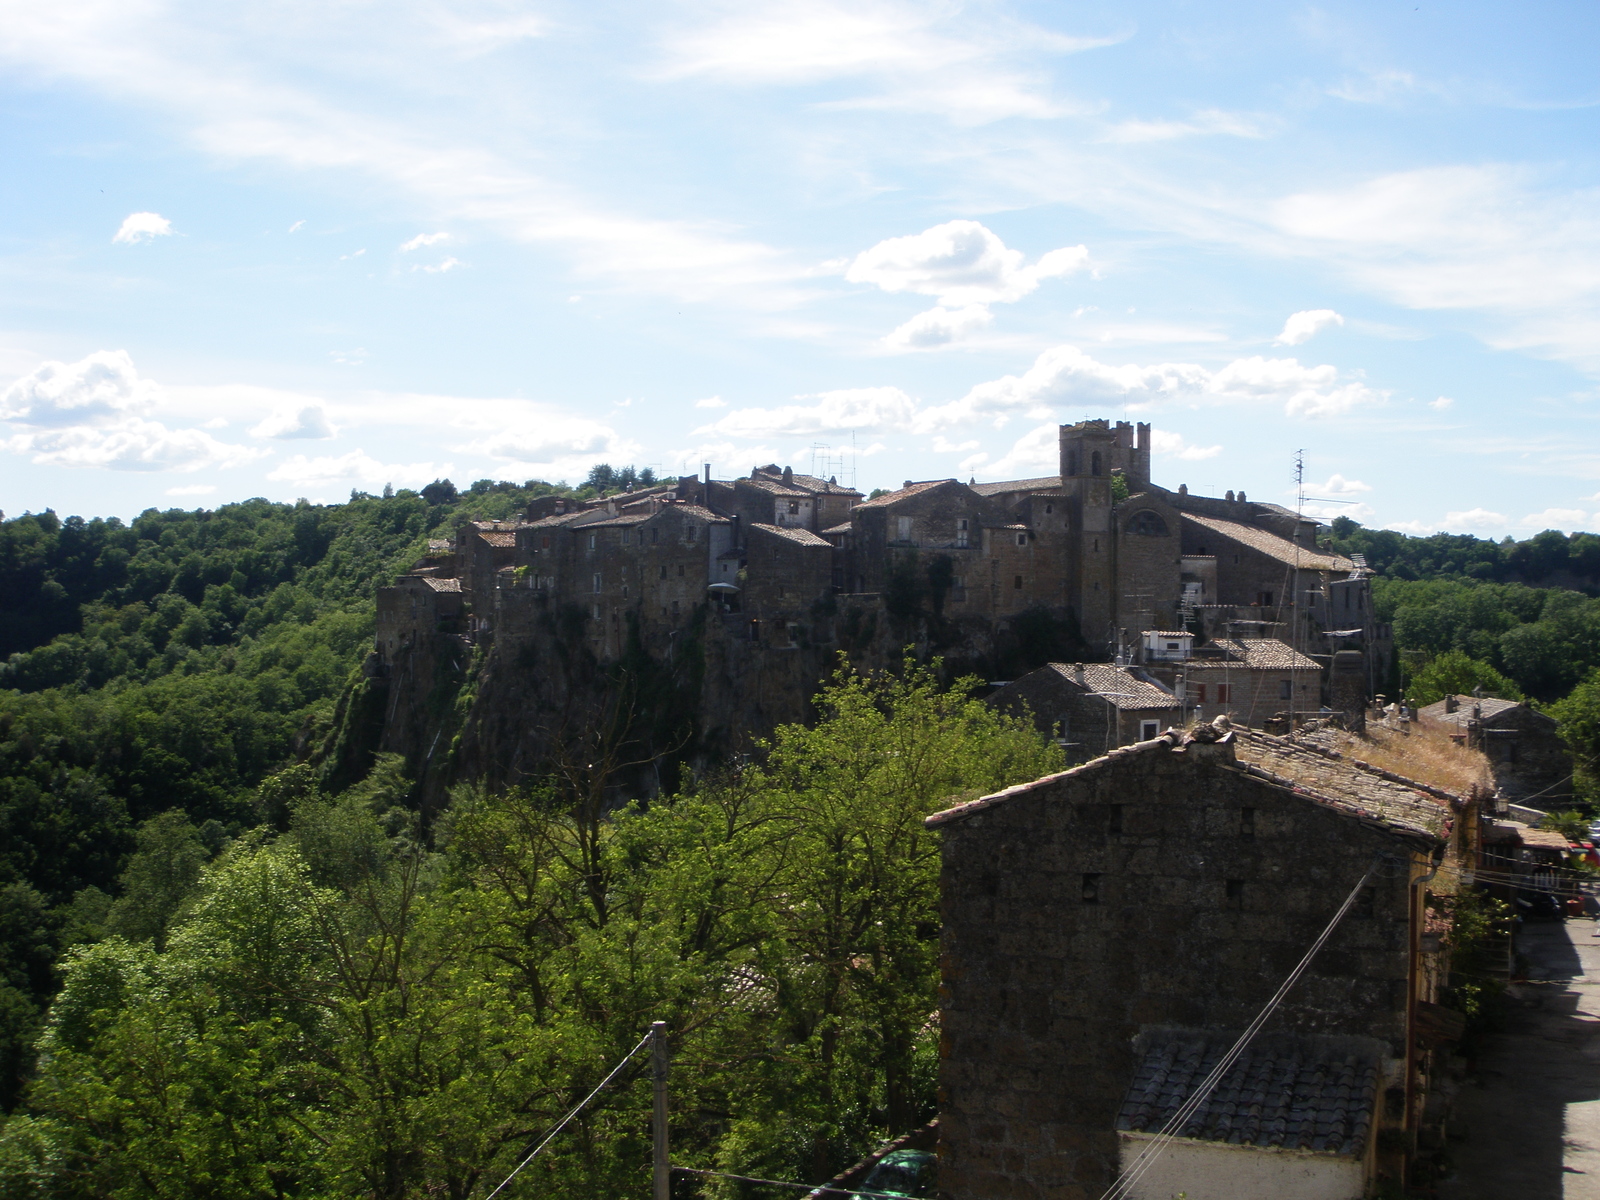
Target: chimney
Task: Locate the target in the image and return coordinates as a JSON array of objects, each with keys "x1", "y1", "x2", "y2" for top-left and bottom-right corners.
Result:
[
  {"x1": 782, "y1": 465, "x2": 793, "y2": 485},
  {"x1": 703, "y1": 463, "x2": 711, "y2": 485},
  {"x1": 1444, "y1": 695, "x2": 1458, "y2": 713}
]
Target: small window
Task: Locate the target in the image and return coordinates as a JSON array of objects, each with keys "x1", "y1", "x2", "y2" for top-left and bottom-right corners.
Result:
[
  {"x1": 1091, "y1": 450, "x2": 1102, "y2": 476},
  {"x1": 591, "y1": 603, "x2": 600, "y2": 619},
  {"x1": 671, "y1": 599, "x2": 679, "y2": 615},
  {"x1": 897, "y1": 516, "x2": 913, "y2": 541},
  {"x1": 592, "y1": 573, "x2": 602, "y2": 593},
  {"x1": 660, "y1": 565, "x2": 668, "y2": 579},
  {"x1": 621, "y1": 584, "x2": 628, "y2": 598},
  {"x1": 1045, "y1": 503, "x2": 1053, "y2": 514},
  {"x1": 1140, "y1": 720, "x2": 1159, "y2": 740},
  {"x1": 1240, "y1": 808, "x2": 1255, "y2": 841},
  {"x1": 1193, "y1": 683, "x2": 1207, "y2": 704},
  {"x1": 622, "y1": 530, "x2": 630, "y2": 545},
  {"x1": 1108, "y1": 805, "x2": 1123, "y2": 834},
  {"x1": 1081, "y1": 873, "x2": 1101, "y2": 904},
  {"x1": 651, "y1": 528, "x2": 658, "y2": 544},
  {"x1": 1279, "y1": 679, "x2": 1292, "y2": 700},
  {"x1": 588, "y1": 533, "x2": 597, "y2": 550},
  {"x1": 1225, "y1": 879, "x2": 1245, "y2": 910},
  {"x1": 1016, "y1": 533, "x2": 1027, "y2": 546},
  {"x1": 1257, "y1": 591, "x2": 1274, "y2": 607},
  {"x1": 1013, "y1": 575, "x2": 1023, "y2": 590},
  {"x1": 1354, "y1": 887, "x2": 1376, "y2": 921},
  {"x1": 1215, "y1": 684, "x2": 1230, "y2": 703},
  {"x1": 1093, "y1": 538, "x2": 1099, "y2": 552},
  {"x1": 541, "y1": 535, "x2": 550, "y2": 549},
  {"x1": 687, "y1": 527, "x2": 698, "y2": 542},
  {"x1": 678, "y1": 565, "x2": 685, "y2": 577},
  {"x1": 788, "y1": 501, "x2": 799, "y2": 514},
  {"x1": 1165, "y1": 642, "x2": 1179, "y2": 651}
]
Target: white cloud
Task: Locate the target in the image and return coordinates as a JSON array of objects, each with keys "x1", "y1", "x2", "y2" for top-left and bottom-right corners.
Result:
[
  {"x1": 400, "y1": 231, "x2": 449, "y2": 252},
  {"x1": 112, "y1": 212, "x2": 171, "y2": 244},
  {"x1": 267, "y1": 450, "x2": 448, "y2": 489},
  {"x1": 700, "y1": 386, "x2": 919, "y2": 439},
  {"x1": 1150, "y1": 429, "x2": 1222, "y2": 460},
  {"x1": 1384, "y1": 519, "x2": 1437, "y2": 535},
  {"x1": 1520, "y1": 507, "x2": 1589, "y2": 529},
  {"x1": 1100, "y1": 108, "x2": 1270, "y2": 144},
  {"x1": 1, "y1": 350, "x2": 264, "y2": 473},
  {"x1": 166, "y1": 484, "x2": 216, "y2": 496},
  {"x1": 884, "y1": 303, "x2": 994, "y2": 349},
  {"x1": 6, "y1": 419, "x2": 262, "y2": 473},
  {"x1": 960, "y1": 422, "x2": 1059, "y2": 479},
  {"x1": 1307, "y1": 473, "x2": 1372, "y2": 496},
  {"x1": 415, "y1": 256, "x2": 462, "y2": 274},
  {"x1": 1443, "y1": 507, "x2": 1509, "y2": 530},
  {"x1": 250, "y1": 402, "x2": 335, "y2": 440},
  {"x1": 932, "y1": 436, "x2": 979, "y2": 453},
  {"x1": 288, "y1": 220, "x2": 304, "y2": 233},
  {"x1": 340, "y1": 249, "x2": 366, "y2": 261},
  {"x1": 1429, "y1": 396, "x2": 1454, "y2": 410},
  {"x1": 915, "y1": 344, "x2": 1380, "y2": 431},
  {"x1": 848, "y1": 221, "x2": 1087, "y2": 307},
  {"x1": 694, "y1": 396, "x2": 727, "y2": 408},
  {"x1": 458, "y1": 416, "x2": 622, "y2": 464},
  {"x1": 1275, "y1": 309, "x2": 1344, "y2": 346},
  {"x1": 1, "y1": 350, "x2": 157, "y2": 426},
  {"x1": 655, "y1": 2, "x2": 1119, "y2": 123}
]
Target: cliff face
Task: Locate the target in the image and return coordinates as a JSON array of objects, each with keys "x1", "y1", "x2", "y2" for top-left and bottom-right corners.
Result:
[{"x1": 334, "y1": 588, "x2": 1095, "y2": 809}]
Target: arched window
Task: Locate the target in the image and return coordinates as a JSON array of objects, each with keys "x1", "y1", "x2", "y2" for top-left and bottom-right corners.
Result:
[
  {"x1": 1125, "y1": 510, "x2": 1169, "y2": 536},
  {"x1": 1091, "y1": 450, "x2": 1102, "y2": 476}
]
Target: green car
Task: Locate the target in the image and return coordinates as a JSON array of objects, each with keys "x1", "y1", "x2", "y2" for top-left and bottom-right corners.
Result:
[{"x1": 851, "y1": 1149, "x2": 935, "y2": 1199}]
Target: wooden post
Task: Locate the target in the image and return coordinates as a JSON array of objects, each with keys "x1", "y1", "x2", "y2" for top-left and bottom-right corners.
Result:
[{"x1": 651, "y1": 1021, "x2": 669, "y2": 1200}]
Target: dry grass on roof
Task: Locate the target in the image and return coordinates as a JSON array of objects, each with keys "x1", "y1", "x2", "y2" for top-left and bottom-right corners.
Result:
[{"x1": 1315, "y1": 722, "x2": 1491, "y2": 798}]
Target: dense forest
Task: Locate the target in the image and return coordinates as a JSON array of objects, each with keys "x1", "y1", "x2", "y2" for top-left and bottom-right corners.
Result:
[{"x1": 1, "y1": 485, "x2": 1599, "y2": 1197}]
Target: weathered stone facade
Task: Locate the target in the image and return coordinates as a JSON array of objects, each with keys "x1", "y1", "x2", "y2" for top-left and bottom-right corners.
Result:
[
  {"x1": 928, "y1": 727, "x2": 1469, "y2": 1199},
  {"x1": 1418, "y1": 694, "x2": 1574, "y2": 808},
  {"x1": 989, "y1": 662, "x2": 1180, "y2": 761}
]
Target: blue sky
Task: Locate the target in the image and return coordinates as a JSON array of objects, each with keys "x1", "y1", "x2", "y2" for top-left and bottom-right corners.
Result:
[{"x1": 2, "y1": 0, "x2": 1598, "y2": 534}]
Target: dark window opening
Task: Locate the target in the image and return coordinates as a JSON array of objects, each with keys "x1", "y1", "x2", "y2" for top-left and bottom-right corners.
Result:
[
  {"x1": 1257, "y1": 590, "x2": 1273, "y2": 607},
  {"x1": 1091, "y1": 450, "x2": 1102, "y2": 476},
  {"x1": 1013, "y1": 575, "x2": 1023, "y2": 589},
  {"x1": 1081, "y1": 873, "x2": 1101, "y2": 904},
  {"x1": 1354, "y1": 886, "x2": 1376, "y2": 920},
  {"x1": 1126, "y1": 510, "x2": 1169, "y2": 536},
  {"x1": 1108, "y1": 805, "x2": 1123, "y2": 835},
  {"x1": 1225, "y1": 879, "x2": 1245, "y2": 910}
]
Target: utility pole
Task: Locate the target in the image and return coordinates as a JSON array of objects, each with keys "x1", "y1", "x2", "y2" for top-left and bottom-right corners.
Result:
[{"x1": 651, "y1": 1021, "x2": 669, "y2": 1200}]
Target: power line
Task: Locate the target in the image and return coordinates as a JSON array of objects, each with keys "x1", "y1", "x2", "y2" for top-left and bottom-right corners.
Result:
[
  {"x1": 482, "y1": 1031, "x2": 654, "y2": 1200},
  {"x1": 673, "y1": 1166, "x2": 925, "y2": 1199},
  {"x1": 1099, "y1": 860, "x2": 1380, "y2": 1200}
]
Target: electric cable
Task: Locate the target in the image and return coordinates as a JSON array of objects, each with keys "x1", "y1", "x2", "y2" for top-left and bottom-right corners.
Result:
[
  {"x1": 672, "y1": 1166, "x2": 926, "y2": 1198},
  {"x1": 481, "y1": 1031, "x2": 654, "y2": 1200},
  {"x1": 1097, "y1": 861, "x2": 1377, "y2": 1200}
]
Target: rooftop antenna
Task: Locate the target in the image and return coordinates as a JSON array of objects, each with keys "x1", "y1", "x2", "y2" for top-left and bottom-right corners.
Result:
[{"x1": 1291, "y1": 450, "x2": 1305, "y2": 733}]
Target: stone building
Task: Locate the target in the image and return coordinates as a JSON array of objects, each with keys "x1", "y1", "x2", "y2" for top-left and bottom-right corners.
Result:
[
  {"x1": 989, "y1": 662, "x2": 1181, "y2": 761},
  {"x1": 1418, "y1": 694, "x2": 1573, "y2": 809},
  {"x1": 374, "y1": 574, "x2": 463, "y2": 660},
  {"x1": 1138, "y1": 635, "x2": 1325, "y2": 728},
  {"x1": 928, "y1": 723, "x2": 1475, "y2": 1200}
]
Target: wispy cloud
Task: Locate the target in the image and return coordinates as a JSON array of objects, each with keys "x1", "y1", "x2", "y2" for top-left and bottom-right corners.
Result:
[
  {"x1": 1276, "y1": 309, "x2": 1344, "y2": 346},
  {"x1": 400, "y1": 231, "x2": 449, "y2": 251}
]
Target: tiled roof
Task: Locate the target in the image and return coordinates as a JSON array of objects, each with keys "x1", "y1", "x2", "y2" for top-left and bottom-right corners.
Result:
[
  {"x1": 855, "y1": 479, "x2": 961, "y2": 508},
  {"x1": 821, "y1": 522, "x2": 854, "y2": 536},
  {"x1": 666, "y1": 504, "x2": 730, "y2": 524},
  {"x1": 1116, "y1": 1035, "x2": 1379, "y2": 1156},
  {"x1": 582, "y1": 514, "x2": 651, "y2": 528},
  {"x1": 970, "y1": 475, "x2": 1061, "y2": 497},
  {"x1": 1418, "y1": 696, "x2": 1534, "y2": 730},
  {"x1": 526, "y1": 509, "x2": 604, "y2": 530},
  {"x1": 476, "y1": 531, "x2": 517, "y2": 547},
  {"x1": 1146, "y1": 630, "x2": 1192, "y2": 638},
  {"x1": 422, "y1": 577, "x2": 462, "y2": 593},
  {"x1": 1212, "y1": 638, "x2": 1322, "y2": 671},
  {"x1": 739, "y1": 477, "x2": 810, "y2": 497},
  {"x1": 750, "y1": 522, "x2": 832, "y2": 547},
  {"x1": 1183, "y1": 513, "x2": 1353, "y2": 572},
  {"x1": 426, "y1": 539, "x2": 452, "y2": 551},
  {"x1": 1230, "y1": 727, "x2": 1452, "y2": 840},
  {"x1": 1043, "y1": 663, "x2": 1179, "y2": 710},
  {"x1": 784, "y1": 472, "x2": 862, "y2": 496}
]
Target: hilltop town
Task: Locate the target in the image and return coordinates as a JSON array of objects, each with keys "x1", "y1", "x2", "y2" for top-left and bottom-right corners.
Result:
[{"x1": 361, "y1": 417, "x2": 1407, "y2": 801}]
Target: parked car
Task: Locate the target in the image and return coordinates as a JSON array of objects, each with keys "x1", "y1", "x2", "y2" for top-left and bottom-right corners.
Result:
[{"x1": 852, "y1": 1150, "x2": 935, "y2": 1199}]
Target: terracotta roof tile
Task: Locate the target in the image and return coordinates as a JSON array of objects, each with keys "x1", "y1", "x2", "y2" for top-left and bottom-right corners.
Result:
[
  {"x1": 855, "y1": 479, "x2": 961, "y2": 508},
  {"x1": 750, "y1": 522, "x2": 832, "y2": 547},
  {"x1": 1212, "y1": 638, "x2": 1323, "y2": 671},
  {"x1": 1183, "y1": 513, "x2": 1353, "y2": 572},
  {"x1": 476, "y1": 531, "x2": 517, "y2": 547},
  {"x1": 1042, "y1": 662, "x2": 1180, "y2": 710},
  {"x1": 970, "y1": 475, "x2": 1062, "y2": 497}
]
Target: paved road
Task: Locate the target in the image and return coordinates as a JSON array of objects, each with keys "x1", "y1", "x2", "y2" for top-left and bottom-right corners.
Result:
[{"x1": 1441, "y1": 919, "x2": 1600, "y2": 1200}]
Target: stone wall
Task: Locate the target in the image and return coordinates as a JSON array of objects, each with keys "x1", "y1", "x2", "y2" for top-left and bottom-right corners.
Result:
[{"x1": 932, "y1": 738, "x2": 1420, "y2": 1200}]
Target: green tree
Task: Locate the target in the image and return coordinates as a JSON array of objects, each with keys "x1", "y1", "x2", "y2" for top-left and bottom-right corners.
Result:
[
  {"x1": 1551, "y1": 669, "x2": 1600, "y2": 804},
  {"x1": 106, "y1": 811, "x2": 210, "y2": 950},
  {"x1": 1405, "y1": 649, "x2": 1521, "y2": 708}
]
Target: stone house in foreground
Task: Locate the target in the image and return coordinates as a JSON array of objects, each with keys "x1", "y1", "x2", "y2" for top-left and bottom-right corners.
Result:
[
  {"x1": 928, "y1": 723, "x2": 1473, "y2": 1200},
  {"x1": 988, "y1": 662, "x2": 1181, "y2": 761},
  {"x1": 1417, "y1": 694, "x2": 1573, "y2": 809}
]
